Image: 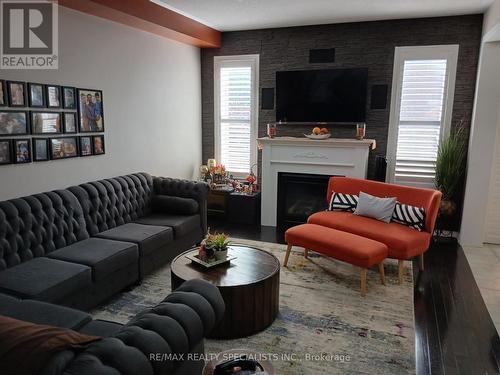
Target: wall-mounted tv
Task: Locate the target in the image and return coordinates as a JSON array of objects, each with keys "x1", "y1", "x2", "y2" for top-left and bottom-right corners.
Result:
[{"x1": 276, "y1": 68, "x2": 368, "y2": 123}]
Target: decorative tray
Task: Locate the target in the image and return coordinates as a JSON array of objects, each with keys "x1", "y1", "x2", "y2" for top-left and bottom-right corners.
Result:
[
  {"x1": 185, "y1": 250, "x2": 236, "y2": 268},
  {"x1": 304, "y1": 133, "x2": 331, "y2": 139}
]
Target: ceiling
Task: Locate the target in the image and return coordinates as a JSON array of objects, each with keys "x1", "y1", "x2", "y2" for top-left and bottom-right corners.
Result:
[{"x1": 154, "y1": 0, "x2": 493, "y2": 31}]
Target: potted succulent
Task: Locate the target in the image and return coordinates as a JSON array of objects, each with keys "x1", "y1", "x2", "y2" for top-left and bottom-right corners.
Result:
[
  {"x1": 434, "y1": 125, "x2": 467, "y2": 217},
  {"x1": 205, "y1": 232, "x2": 230, "y2": 261}
]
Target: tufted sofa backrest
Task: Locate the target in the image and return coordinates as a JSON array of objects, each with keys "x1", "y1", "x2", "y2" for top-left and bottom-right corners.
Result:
[
  {"x1": 0, "y1": 190, "x2": 89, "y2": 271},
  {"x1": 69, "y1": 173, "x2": 153, "y2": 236}
]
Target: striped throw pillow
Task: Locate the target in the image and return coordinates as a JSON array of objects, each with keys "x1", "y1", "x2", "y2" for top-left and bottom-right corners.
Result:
[
  {"x1": 328, "y1": 192, "x2": 359, "y2": 212},
  {"x1": 391, "y1": 202, "x2": 426, "y2": 231}
]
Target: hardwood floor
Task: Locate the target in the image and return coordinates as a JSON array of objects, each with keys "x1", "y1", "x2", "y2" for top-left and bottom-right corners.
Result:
[{"x1": 210, "y1": 219, "x2": 500, "y2": 375}]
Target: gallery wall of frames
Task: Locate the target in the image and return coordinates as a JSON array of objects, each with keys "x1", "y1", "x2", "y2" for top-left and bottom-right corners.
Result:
[{"x1": 0, "y1": 79, "x2": 105, "y2": 166}]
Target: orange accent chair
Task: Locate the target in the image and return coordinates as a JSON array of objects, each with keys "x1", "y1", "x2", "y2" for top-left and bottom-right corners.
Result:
[{"x1": 307, "y1": 177, "x2": 442, "y2": 283}]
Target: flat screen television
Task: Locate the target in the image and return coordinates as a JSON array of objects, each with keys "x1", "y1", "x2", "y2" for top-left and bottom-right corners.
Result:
[{"x1": 276, "y1": 68, "x2": 368, "y2": 123}]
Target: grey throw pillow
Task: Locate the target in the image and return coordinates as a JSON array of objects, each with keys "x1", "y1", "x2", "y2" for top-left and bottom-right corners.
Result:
[
  {"x1": 152, "y1": 195, "x2": 199, "y2": 215},
  {"x1": 353, "y1": 191, "x2": 397, "y2": 223}
]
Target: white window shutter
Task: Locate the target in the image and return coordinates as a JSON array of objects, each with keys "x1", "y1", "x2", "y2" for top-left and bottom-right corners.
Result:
[{"x1": 394, "y1": 59, "x2": 448, "y2": 187}]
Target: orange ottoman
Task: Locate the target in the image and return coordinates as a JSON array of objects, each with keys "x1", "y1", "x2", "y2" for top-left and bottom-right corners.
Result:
[{"x1": 284, "y1": 224, "x2": 388, "y2": 296}]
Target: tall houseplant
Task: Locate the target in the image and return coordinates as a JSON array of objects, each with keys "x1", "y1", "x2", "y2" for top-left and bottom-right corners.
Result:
[{"x1": 434, "y1": 125, "x2": 467, "y2": 216}]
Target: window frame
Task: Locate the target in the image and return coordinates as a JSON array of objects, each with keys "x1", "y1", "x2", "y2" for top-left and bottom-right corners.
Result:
[
  {"x1": 386, "y1": 45, "x2": 459, "y2": 187},
  {"x1": 214, "y1": 54, "x2": 259, "y2": 177}
]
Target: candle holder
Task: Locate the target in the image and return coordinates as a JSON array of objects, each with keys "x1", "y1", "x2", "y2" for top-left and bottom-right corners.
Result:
[{"x1": 356, "y1": 123, "x2": 366, "y2": 140}]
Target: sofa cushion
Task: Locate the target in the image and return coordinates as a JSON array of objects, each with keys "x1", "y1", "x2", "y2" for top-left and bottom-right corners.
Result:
[
  {"x1": 0, "y1": 296, "x2": 91, "y2": 330},
  {"x1": 0, "y1": 257, "x2": 91, "y2": 302},
  {"x1": 79, "y1": 319, "x2": 123, "y2": 337},
  {"x1": 95, "y1": 223, "x2": 173, "y2": 256},
  {"x1": 308, "y1": 211, "x2": 431, "y2": 259},
  {"x1": 135, "y1": 214, "x2": 200, "y2": 238},
  {"x1": 48, "y1": 238, "x2": 138, "y2": 282}
]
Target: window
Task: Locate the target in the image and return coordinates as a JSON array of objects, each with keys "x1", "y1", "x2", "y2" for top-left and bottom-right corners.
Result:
[
  {"x1": 386, "y1": 45, "x2": 459, "y2": 188},
  {"x1": 214, "y1": 55, "x2": 259, "y2": 176}
]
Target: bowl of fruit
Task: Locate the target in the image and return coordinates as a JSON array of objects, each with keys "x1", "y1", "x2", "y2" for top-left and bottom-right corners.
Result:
[{"x1": 304, "y1": 127, "x2": 331, "y2": 139}]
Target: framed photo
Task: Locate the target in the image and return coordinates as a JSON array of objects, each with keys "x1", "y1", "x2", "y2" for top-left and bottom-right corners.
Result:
[
  {"x1": 13, "y1": 139, "x2": 31, "y2": 164},
  {"x1": 31, "y1": 112, "x2": 62, "y2": 134},
  {"x1": 93, "y1": 135, "x2": 105, "y2": 155},
  {"x1": 62, "y1": 87, "x2": 76, "y2": 109},
  {"x1": 78, "y1": 89, "x2": 104, "y2": 132},
  {"x1": 63, "y1": 112, "x2": 77, "y2": 133},
  {"x1": 32, "y1": 138, "x2": 49, "y2": 162},
  {"x1": 79, "y1": 136, "x2": 93, "y2": 156},
  {"x1": 0, "y1": 111, "x2": 29, "y2": 136},
  {"x1": 28, "y1": 83, "x2": 45, "y2": 107},
  {"x1": 0, "y1": 80, "x2": 7, "y2": 107},
  {"x1": 46, "y1": 85, "x2": 61, "y2": 108},
  {"x1": 50, "y1": 137, "x2": 78, "y2": 160},
  {"x1": 7, "y1": 81, "x2": 26, "y2": 107},
  {"x1": 0, "y1": 139, "x2": 12, "y2": 165}
]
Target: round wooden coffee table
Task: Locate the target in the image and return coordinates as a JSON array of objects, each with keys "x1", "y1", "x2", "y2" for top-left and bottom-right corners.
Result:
[{"x1": 171, "y1": 245, "x2": 280, "y2": 339}]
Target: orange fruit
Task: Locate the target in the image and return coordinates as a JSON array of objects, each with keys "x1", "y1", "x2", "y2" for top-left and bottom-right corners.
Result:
[
  {"x1": 320, "y1": 127, "x2": 329, "y2": 134},
  {"x1": 312, "y1": 127, "x2": 321, "y2": 135}
]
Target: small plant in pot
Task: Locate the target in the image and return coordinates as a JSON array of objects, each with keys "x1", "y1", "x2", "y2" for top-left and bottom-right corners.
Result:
[
  {"x1": 435, "y1": 124, "x2": 467, "y2": 217},
  {"x1": 205, "y1": 232, "x2": 230, "y2": 261}
]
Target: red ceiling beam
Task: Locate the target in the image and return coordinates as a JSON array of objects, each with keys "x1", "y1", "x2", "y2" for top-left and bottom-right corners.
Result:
[{"x1": 57, "y1": 0, "x2": 221, "y2": 48}]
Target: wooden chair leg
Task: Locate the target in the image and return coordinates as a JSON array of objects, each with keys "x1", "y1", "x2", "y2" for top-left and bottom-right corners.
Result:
[
  {"x1": 378, "y1": 262, "x2": 386, "y2": 285},
  {"x1": 360, "y1": 268, "x2": 367, "y2": 296},
  {"x1": 418, "y1": 253, "x2": 424, "y2": 272},
  {"x1": 304, "y1": 248, "x2": 309, "y2": 259},
  {"x1": 284, "y1": 244, "x2": 292, "y2": 267},
  {"x1": 398, "y1": 260, "x2": 404, "y2": 284}
]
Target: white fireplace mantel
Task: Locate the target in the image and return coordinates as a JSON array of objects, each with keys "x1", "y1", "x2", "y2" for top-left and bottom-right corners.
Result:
[{"x1": 257, "y1": 136, "x2": 376, "y2": 226}]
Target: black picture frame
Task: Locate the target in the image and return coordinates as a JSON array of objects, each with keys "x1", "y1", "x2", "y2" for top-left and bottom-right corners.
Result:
[
  {"x1": 13, "y1": 138, "x2": 31, "y2": 164},
  {"x1": 32, "y1": 138, "x2": 49, "y2": 162},
  {"x1": 62, "y1": 86, "x2": 76, "y2": 109},
  {"x1": 28, "y1": 82, "x2": 46, "y2": 108},
  {"x1": 0, "y1": 110, "x2": 29, "y2": 136},
  {"x1": 63, "y1": 112, "x2": 77, "y2": 133},
  {"x1": 46, "y1": 85, "x2": 61, "y2": 108},
  {"x1": 7, "y1": 81, "x2": 26, "y2": 107},
  {"x1": 92, "y1": 135, "x2": 105, "y2": 155},
  {"x1": 79, "y1": 136, "x2": 93, "y2": 157},
  {"x1": 77, "y1": 88, "x2": 104, "y2": 132},
  {"x1": 0, "y1": 139, "x2": 12, "y2": 165},
  {"x1": 50, "y1": 137, "x2": 79, "y2": 160},
  {"x1": 0, "y1": 80, "x2": 7, "y2": 107},
  {"x1": 30, "y1": 111, "x2": 62, "y2": 135}
]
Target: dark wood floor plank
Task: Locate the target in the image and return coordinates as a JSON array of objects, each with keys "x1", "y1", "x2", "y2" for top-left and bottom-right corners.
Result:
[{"x1": 209, "y1": 219, "x2": 500, "y2": 374}]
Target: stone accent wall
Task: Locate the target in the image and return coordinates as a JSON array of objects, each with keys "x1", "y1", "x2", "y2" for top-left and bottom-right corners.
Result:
[{"x1": 201, "y1": 15, "x2": 483, "y2": 179}]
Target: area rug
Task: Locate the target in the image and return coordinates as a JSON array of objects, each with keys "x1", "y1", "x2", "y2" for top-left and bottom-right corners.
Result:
[{"x1": 91, "y1": 238, "x2": 416, "y2": 374}]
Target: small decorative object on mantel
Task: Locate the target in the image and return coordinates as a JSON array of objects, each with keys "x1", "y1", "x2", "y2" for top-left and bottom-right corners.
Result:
[
  {"x1": 356, "y1": 123, "x2": 366, "y2": 140},
  {"x1": 267, "y1": 122, "x2": 277, "y2": 138},
  {"x1": 304, "y1": 126, "x2": 330, "y2": 139}
]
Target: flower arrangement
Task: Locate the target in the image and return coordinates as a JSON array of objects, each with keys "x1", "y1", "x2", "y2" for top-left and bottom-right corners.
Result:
[{"x1": 198, "y1": 230, "x2": 230, "y2": 261}]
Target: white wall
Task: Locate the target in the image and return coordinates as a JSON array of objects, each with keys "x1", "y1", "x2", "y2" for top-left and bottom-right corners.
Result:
[
  {"x1": 460, "y1": 2, "x2": 500, "y2": 246},
  {"x1": 0, "y1": 6, "x2": 202, "y2": 201}
]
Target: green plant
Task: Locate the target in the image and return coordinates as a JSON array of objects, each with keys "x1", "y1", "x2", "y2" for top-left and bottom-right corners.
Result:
[
  {"x1": 435, "y1": 125, "x2": 467, "y2": 200},
  {"x1": 205, "y1": 232, "x2": 230, "y2": 252}
]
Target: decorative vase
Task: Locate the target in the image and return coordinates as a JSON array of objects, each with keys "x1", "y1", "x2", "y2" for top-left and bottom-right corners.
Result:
[
  {"x1": 214, "y1": 249, "x2": 228, "y2": 260},
  {"x1": 440, "y1": 199, "x2": 456, "y2": 216}
]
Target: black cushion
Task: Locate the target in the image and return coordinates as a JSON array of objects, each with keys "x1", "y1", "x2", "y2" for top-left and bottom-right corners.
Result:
[
  {"x1": 135, "y1": 214, "x2": 201, "y2": 237},
  {"x1": 1, "y1": 298, "x2": 91, "y2": 330},
  {"x1": 95, "y1": 223, "x2": 173, "y2": 256},
  {"x1": 151, "y1": 195, "x2": 199, "y2": 215},
  {"x1": 48, "y1": 238, "x2": 138, "y2": 282},
  {"x1": 79, "y1": 319, "x2": 124, "y2": 337},
  {"x1": 0, "y1": 257, "x2": 91, "y2": 302}
]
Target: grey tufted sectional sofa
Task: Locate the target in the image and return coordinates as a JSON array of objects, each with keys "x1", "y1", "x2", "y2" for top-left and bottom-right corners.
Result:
[
  {"x1": 0, "y1": 278, "x2": 225, "y2": 375},
  {"x1": 0, "y1": 172, "x2": 209, "y2": 310}
]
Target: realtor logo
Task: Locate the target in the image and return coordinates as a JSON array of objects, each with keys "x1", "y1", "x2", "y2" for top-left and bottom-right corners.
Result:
[{"x1": 1, "y1": 0, "x2": 58, "y2": 69}]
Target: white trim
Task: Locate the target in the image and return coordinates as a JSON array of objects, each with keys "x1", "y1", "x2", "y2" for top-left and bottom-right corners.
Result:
[
  {"x1": 214, "y1": 54, "x2": 259, "y2": 177},
  {"x1": 386, "y1": 44, "x2": 459, "y2": 185}
]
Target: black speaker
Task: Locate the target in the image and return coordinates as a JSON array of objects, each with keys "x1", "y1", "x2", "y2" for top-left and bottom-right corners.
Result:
[
  {"x1": 371, "y1": 85, "x2": 388, "y2": 109},
  {"x1": 309, "y1": 48, "x2": 335, "y2": 63},
  {"x1": 261, "y1": 88, "x2": 274, "y2": 110}
]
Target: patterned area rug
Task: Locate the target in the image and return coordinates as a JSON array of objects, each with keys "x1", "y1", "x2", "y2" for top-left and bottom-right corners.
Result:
[{"x1": 92, "y1": 238, "x2": 415, "y2": 374}]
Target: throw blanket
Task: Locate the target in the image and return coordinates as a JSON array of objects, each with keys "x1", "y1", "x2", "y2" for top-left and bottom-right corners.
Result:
[{"x1": 0, "y1": 315, "x2": 101, "y2": 375}]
